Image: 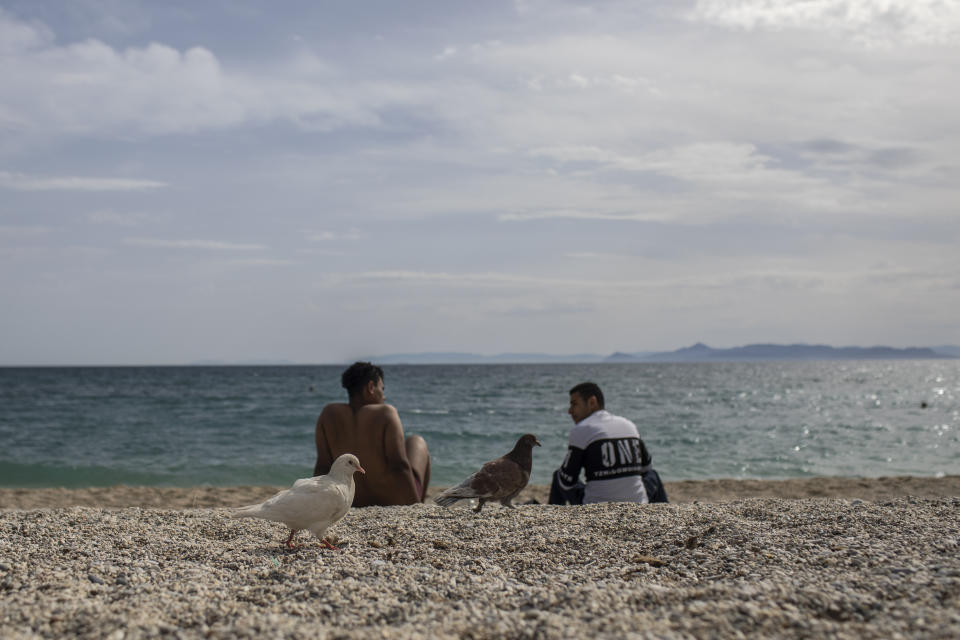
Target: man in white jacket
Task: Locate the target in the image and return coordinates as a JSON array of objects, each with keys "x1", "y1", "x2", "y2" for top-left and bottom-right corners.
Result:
[{"x1": 549, "y1": 382, "x2": 668, "y2": 505}]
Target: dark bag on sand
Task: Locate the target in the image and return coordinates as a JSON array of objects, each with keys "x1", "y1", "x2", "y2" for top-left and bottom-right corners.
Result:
[{"x1": 642, "y1": 469, "x2": 669, "y2": 503}]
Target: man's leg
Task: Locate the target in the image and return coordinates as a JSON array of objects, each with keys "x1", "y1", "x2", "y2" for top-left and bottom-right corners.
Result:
[
  {"x1": 548, "y1": 469, "x2": 585, "y2": 505},
  {"x1": 405, "y1": 435, "x2": 431, "y2": 502}
]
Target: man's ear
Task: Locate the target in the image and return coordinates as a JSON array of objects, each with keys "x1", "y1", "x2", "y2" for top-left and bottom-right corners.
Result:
[
  {"x1": 365, "y1": 380, "x2": 376, "y2": 397},
  {"x1": 586, "y1": 395, "x2": 600, "y2": 412}
]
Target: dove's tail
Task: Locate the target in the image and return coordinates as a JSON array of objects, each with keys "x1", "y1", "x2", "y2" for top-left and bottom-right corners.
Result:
[{"x1": 228, "y1": 504, "x2": 263, "y2": 519}]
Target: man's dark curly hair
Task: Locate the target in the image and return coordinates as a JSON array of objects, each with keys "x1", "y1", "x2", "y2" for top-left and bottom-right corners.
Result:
[
  {"x1": 569, "y1": 381, "x2": 604, "y2": 409},
  {"x1": 341, "y1": 361, "x2": 384, "y2": 399}
]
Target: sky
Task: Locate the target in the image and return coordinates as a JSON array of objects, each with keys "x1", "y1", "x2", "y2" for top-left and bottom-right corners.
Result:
[{"x1": 1, "y1": 0, "x2": 959, "y2": 365}]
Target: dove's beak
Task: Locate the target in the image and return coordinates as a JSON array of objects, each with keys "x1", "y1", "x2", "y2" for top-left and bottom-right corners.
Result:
[
  {"x1": 535, "y1": 439, "x2": 542, "y2": 446},
  {"x1": 356, "y1": 464, "x2": 366, "y2": 475}
]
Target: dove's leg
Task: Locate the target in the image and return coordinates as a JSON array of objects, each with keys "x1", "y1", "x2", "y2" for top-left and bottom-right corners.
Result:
[
  {"x1": 473, "y1": 499, "x2": 486, "y2": 513},
  {"x1": 321, "y1": 537, "x2": 340, "y2": 550},
  {"x1": 499, "y1": 498, "x2": 516, "y2": 508},
  {"x1": 283, "y1": 529, "x2": 299, "y2": 549}
]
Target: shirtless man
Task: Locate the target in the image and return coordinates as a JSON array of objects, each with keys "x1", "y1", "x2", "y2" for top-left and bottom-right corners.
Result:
[{"x1": 314, "y1": 362, "x2": 431, "y2": 506}]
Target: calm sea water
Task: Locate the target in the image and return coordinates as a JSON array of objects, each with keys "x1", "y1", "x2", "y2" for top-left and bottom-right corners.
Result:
[{"x1": 1, "y1": 362, "x2": 957, "y2": 488}]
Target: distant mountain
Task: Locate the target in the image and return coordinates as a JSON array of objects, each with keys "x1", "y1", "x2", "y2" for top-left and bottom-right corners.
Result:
[
  {"x1": 369, "y1": 352, "x2": 607, "y2": 364},
  {"x1": 605, "y1": 343, "x2": 955, "y2": 362},
  {"x1": 188, "y1": 359, "x2": 299, "y2": 366},
  {"x1": 606, "y1": 351, "x2": 657, "y2": 362},
  {"x1": 365, "y1": 343, "x2": 958, "y2": 365}
]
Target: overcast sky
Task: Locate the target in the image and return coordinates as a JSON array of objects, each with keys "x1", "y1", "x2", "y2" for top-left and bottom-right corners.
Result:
[{"x1": 1, "y1": 0, "x2": 958, "y2": 365}]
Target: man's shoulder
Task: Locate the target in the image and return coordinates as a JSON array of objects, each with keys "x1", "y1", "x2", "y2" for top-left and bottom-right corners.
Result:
[
  {"x1": 320, "y1": 402, "x2": 351, "y2": 417},
  {"x1": 319, "y1": 403, "x2": 401, "y2": 434},
  {"x1": 570, "y1": 411, "x2": 639, "y2": 444},
  {"x1": 321, "y1": 402, "x2": 398, "y2": 415},
  {"x1": 355, "y1": 403, "x2": 401, "y2": 424},
  {"x1": 352, "y1": 402, "x2": 397, "y2": 412}
]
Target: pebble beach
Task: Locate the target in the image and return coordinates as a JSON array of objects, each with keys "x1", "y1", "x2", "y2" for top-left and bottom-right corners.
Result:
[{"x1": 2, "y1": 477, "x2": 959, "y2": 639}]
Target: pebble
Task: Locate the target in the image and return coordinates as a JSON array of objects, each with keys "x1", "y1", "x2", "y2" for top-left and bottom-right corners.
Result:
[{"x1": 0, "y1": 497, "x2": 958, "y2": 638}]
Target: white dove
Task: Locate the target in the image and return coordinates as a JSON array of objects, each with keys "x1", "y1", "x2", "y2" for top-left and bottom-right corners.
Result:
[{"x1": 230, "y1": 453, "x2": 365, "y2": 549}]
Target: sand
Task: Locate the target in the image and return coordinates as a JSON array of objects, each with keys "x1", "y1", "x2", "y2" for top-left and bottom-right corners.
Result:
[
  {"x1": 1, "y1": 477, "x2": 958, "y2": 639},
  {"x1": 1, "y1": 475, "x2": 958, "y2": 510}
]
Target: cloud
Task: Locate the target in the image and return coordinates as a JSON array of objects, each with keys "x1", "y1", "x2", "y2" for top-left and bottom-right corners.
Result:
[
  {"x1": 690, "y1": 0, "x2": 960, "y2": 47},
  {"x1": 350, "y1": 270, "x2": 557, "y2": 287},
  {"x1": 0, "y1": 225, "x2": 56, "y2": 237},
  {"x1": 87, "y1": 210, "x2": 152, "y2": 226},
  {"x1": 498, "y1": 208, "x2": 662, "y2": 222},
  {"x1": 307, "y1": 228, "x2": 362, "y2": 242},
  {"x1": 503, "y1": 142, "x2": 857, "y2": 222},
  {"x1": 0, "y1": 12, "x2": 384, "y2": 137},
  {"x1": 0, "y1": 171, "x2": 166, "y2": 191},
  {"x1": 434, "y1": 46, "x2": 457, "y2": 61},
  {"x1": 306, "y1": 262, "x2": 959, "y2": 325},
  {"x1": 122, "y1": 237, "x2": 265, "y2": 251},
  {"x1": 0, "y1": 8, "x2": 52, "y2": 54},
  {"x1": 223, "y1": 258, "x2": 294, "y2": 266}
]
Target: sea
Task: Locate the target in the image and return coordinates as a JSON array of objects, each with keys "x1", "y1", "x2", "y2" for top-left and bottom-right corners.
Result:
[{"x1": 1, "y1": 361, "x2": 958, "y2": 489}]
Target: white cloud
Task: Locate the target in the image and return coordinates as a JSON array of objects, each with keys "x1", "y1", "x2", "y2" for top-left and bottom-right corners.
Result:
[
  {"x1": 123, "y1": 237, "x2": 265, "y2": 250},
  {"x1": 0, "y1": 171, "x2": 166, "y2": 191},
  {"x1": 435, "y1": 46, "x2": 457, "y2": 61},
  {"x1": 0, "y1": 12, "x2": 383, "y2": 137},
  {"x1": 690, "y1": 0, "x2": 960, "y2": 47}
]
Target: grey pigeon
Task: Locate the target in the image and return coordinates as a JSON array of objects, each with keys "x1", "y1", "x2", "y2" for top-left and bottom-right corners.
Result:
[
  {"x1": 434, "y1": 434, "x2": 541, "y2": 512},
  {"x1": 230, "y1": 453, "x2": 364, "y2": 549}
]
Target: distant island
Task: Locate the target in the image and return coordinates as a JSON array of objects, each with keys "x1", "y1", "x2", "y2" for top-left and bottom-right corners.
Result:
[
  {"x1": 605, "y1": 343, "x2": 955, "y2": 362},
  {"x1": 366, "y1": 352, "x2": 606, "y2": 365},
  {"x1": 369, "y1": 343, "x2": 958, "y2": 364}
]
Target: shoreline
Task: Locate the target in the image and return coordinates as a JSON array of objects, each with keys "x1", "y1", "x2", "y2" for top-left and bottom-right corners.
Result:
[{"x1": 1, "y1": 474, "x2": 957, "y2": 510}]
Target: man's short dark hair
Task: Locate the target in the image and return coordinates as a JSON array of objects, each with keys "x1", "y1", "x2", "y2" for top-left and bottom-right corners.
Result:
[
  {"x1": 342, "y1": 362, "x2": 384, "y2": 398},
  {"x1": 569, "y1": 382, "x2": 604, "y2": 409}
]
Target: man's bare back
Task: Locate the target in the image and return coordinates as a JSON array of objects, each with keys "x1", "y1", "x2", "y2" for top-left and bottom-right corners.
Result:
[{"x1": 314, "y1": 364, "x2": 431, "y2": 507}]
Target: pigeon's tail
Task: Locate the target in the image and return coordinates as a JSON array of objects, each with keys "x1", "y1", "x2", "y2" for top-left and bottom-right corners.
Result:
[
  {"x1": 228, "y1": 504, "x2": 263, "y2": 519},
  {"x1": 433, "y1": 487, "x2": 475, "y2": 508}
]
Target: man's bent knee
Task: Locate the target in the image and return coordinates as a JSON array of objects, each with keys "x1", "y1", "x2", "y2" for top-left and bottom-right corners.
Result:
[{"x1": 406, "y1": 434, "x2": 428, "y2": 450}]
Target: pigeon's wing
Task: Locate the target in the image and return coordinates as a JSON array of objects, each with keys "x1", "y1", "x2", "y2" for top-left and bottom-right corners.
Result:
[
  {"x1": 433, "y1": 471, "x2": 483, "y2": 505},
  {"x1": 477, "y1": 457, "x2": 527, "y2": 498},
  {"x1": 434, "y1": 457, "x2": 524, "y2": 506}
]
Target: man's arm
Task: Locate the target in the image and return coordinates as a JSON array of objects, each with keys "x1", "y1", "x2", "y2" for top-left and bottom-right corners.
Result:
[
  {"x1": 556, "y1": 445, "x2": 585, "y2": 489},
  {"x1": 313, "y1": 410, "x2": 334, "y2": 477},
  {"x1": 380, "y1": 407, "x2": 420, "y2": 504}
]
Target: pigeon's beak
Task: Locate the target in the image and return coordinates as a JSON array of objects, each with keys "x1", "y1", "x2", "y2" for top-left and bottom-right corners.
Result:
[
  {"x1": 356, "y1": 464, "x2": 366, "y2": 475},
  {"x1": 534, "y1": 439, "x2": 542, "y2": 447}
]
